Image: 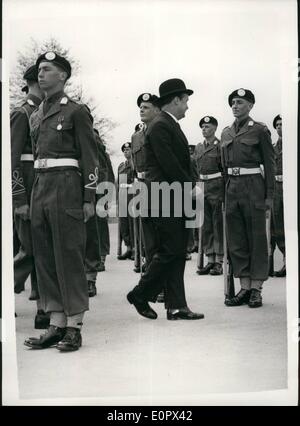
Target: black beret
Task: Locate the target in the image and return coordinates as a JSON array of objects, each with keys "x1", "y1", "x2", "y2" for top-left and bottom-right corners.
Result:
[
  {"x1": 36, "y1": 51, "x2": 72, "y2": 79},
  {"x1": 137, "y1": 93, "x2": 159, "y2": 107},
  {"x1": 228, "y1": 88, "x2": 255, "y2": 106},
  {"x1": 121, "y1": 142, "x2": 131, "y2": 152},
  {"x1": 273, "y1": 114, "x2": 282, "y2": 128},
  {"x1": 199, "y1": 116, "x2": 218, "y2": 127},
  {"x1": 22, "y1": 65, "x2": 38, "y2": 92},
  {"x1": 23, "y1": 65, "x2": 38, "y2": 82}
]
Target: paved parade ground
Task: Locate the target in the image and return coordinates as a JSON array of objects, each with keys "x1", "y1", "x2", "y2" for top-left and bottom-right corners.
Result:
[{"x1": 14, "y1": 223, "x2": 288, "y2": 404}]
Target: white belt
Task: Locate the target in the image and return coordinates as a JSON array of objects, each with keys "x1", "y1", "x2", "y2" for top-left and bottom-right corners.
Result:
[
  {"x1": 21, "y1": 154, "x2": 34, "y2": 161},
  {"x1": 34, "y1": 158, "x2": 79, "y2": 169},
  {"x1": 275, "y1": 175, "x2": 283, "y2": 182},
  {"x1": 119, "y1": 183, "x2": 133, "y2": 189},
  {"x1": 137, "y1": 172, "x2": 146, "y2": 179},
  {"x1": 200, "y1": 172, "x2": 222, "y2": 180},
  {"x1": 228, "y1": 167, "x2": 261, "y2": 176}
]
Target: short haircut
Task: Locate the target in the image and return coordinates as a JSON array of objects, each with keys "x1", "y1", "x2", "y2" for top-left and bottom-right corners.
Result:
[{"x1": 159, "y1": 92, "x2": 186, "y2": 108}]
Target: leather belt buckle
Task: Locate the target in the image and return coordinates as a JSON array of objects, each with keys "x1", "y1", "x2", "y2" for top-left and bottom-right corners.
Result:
[
  {"x1": 232, "y1": 167, "x2": 240, "y2": 176},
  {"x1": 38, "y1": 159, "x2": 47, "y2": 168}
]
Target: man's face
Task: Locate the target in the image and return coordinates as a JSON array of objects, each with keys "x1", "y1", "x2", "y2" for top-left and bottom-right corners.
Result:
[
  {"x1": 38, "y1": 61, "x2": 66, "y2": 91},
  {"x1": 231, "y1": 97, "x2": 253, "y2": 119},
  {"x1": 176, "y1": 94, "x2": 189, "y2": 120},
  {"x1": 139, "y1": 102, "x2": 159, "y2": 124},
  {"x1": 201, "y1": 123, "x2": 217, "y2": 139},
  {"x1": 123, "y1": 147, "x2": 131, "y2": 159},
  {"x1": 276, "y1": 120, "x2": 282, "y2": 137}
]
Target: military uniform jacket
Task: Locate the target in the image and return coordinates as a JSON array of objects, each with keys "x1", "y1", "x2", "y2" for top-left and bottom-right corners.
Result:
[
  {"x1": 274, "y1": 137, "x2": 282, "y2": 176},
  {"x1": 29, "y1": 92, "x2": 99, "y2": 202},
  {"x1": 117, "y1": 160, "x2": 134, "y2": 187},
  {"x1": 221, "y1": 117, "x2": 275, "y2": 199},
  {"x1": 11, "y1": 94, "x2": 41, "y2": 208},
  {"x1": 131, "y1": 126, "x2": 147, "y2": 173},
  {"x1": 194, "y1": 138, "x2": 223, "y2": 176}
]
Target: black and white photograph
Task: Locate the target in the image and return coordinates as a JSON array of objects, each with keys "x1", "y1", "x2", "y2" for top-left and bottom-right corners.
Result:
[{"x1": 2, "y1": 0, "x2": 298, "y2": 407}]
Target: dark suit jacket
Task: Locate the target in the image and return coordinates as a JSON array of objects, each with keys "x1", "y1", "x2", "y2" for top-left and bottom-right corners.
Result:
[{"x1": 143, "y1": 111, "x2": 195, "y2": 216}]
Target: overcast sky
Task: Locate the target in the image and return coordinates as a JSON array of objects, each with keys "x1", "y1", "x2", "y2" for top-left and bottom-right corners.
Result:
[{"x1": 3, "y1": 0, "x2": 297, "y2": 170}]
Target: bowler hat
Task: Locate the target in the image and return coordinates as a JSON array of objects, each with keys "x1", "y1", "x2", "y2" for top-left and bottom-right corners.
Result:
[
  {"x1": 137, "y1": 93, "x2": 159, "y2": 107},
  {"x1": 36, "y1": 51, "x2": 72, "y2": 79},
  {"x1": 158, "y1": 78, "x2": 193, "y2": 101},
  {"x1": 199, "y1": 116, "x2": 218, "y2": 127},
  {"x1": 228, "y1": 88, "x2": 255, "y2": 106},
  {"x1": 273, "y1": 114, "x2": 282, "y2": 128}
]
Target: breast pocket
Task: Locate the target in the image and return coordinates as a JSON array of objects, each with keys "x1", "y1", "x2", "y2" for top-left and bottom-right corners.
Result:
[
  {"x1": 238, "y1": 137, "x2": 260, "y2": 163},
  {"x1": 50, "y1": 121, "x2": 74, "y2": 151}
]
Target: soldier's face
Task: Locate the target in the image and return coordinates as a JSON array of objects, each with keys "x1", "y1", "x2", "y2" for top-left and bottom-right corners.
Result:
[
  {"x1": 231, "y1": 98, "x2": 253, "y2": 118},
  {"x1": 201, "y1": 123, "x2": 216, "y2": 139},
  {"x1": 276, "y1": 120, "x2": 282, "y2": 137},
  {"x1": 139, "y1": 102, "x2": 159, "y2": 124},
  {"x1": 38, "y1": 62, "x2": 66, "y2": 90},
  {"x1": 123, "y1": 147, "x2": 131, "y2": 159},
  {"x1": 177, "y1": 94, "x2": 189, "y2": 119}
]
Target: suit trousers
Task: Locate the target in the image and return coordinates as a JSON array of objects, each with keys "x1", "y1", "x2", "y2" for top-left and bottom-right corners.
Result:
[
  {"x1": 225, "y1": 175, "x2": 268, "y2": 281},
  {"x1": 131, "y1": 216, "x2": 188, "y2": 309},
  {"x1": 31, "y1": 168, "x2": 89, "y2": 316}
]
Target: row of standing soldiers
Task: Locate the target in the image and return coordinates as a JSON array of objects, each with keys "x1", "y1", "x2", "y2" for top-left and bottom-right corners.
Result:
[{"x1": 117, "y1": 92, "x2": 285, "y2": 308}]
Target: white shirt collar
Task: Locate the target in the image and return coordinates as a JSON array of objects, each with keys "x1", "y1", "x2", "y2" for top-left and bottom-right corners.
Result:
[{"x1": 165, "y1": 111, "x2": 179, "y2": 123}]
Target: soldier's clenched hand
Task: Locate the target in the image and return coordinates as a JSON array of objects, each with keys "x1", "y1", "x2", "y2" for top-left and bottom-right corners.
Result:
[
  {"x1": 83, "y1": 202, "x2": 95, "y2": 223},
  {"x1": 14, "y1": 204, "x2": 30, "y2": 220}
]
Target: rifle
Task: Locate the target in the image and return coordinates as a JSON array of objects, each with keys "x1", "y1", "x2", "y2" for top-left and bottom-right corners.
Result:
[
  {"x1": 266, "y1": 208, "x2": 274, "y2": 276},
  {"x1": 196, "y1": 182, "x2": 204, "y2": 271},
  {"x1": 139, "y1": 216, "x2": 145, "y2": 276},
  {"x1": 116, "y1": 199, "x2": 122, "y2": 257},
  {"x1": 196, "y1": 225, "x2": 204, "y2": 270},
  {"x1": 222, "y1": 201, "x2": 235, "y2": 303},
  {"x1": 133, "y1": 214, "x2": 139, "y2": 270}
]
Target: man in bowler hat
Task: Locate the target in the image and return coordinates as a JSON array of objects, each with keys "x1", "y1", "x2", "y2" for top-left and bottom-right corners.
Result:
[{"x1": 127, "y1": 78, "x2": 204, "y2": 321}]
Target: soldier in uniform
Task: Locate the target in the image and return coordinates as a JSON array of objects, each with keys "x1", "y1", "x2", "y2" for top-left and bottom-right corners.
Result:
[
  {"x1": 97, "y1": 140, "x2": 115, "y2": 271},
  {"x1": 85, "y1": 128, "x2": 110, "y2": 297},
  {"x1": 127, "y1": 78, "x2": 204, "y2": 321},
  {"x1": 271, "y1": 114, "x2": 285, "y2": 277},
  {"x1": 131, "y1": 93, "x2": 160, "y2": 273},
  {"x1": 11, "y1": 65, "x2": 49, "y2": 329},
  {"x1": 117, "y1": 142, "x2": 135, "y2": 260},
  {"x1": 194, "y1": 116, "x2": 224, "y2": 275},
  {"x1": 24, "y1": 52, "x2": 99, "y2": 352},
  {"x1": 221, "y1": 88, "x2": 275, "y2": 308},
  {"x1": 186, "y1": 144, "x2": 198, "y2": 258}
]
